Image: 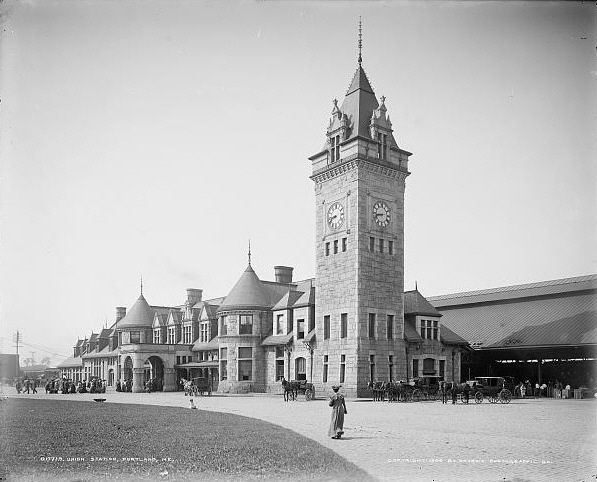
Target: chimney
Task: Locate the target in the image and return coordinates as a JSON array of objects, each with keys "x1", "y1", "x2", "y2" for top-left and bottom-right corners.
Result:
[
  {"x1": 116, "y1": 307, "x2": 126, "y2": 322},
  {"x1": 274, "y1": 266, "x2": 293, "y2": 284},
  {"x1": 186, "y1": 288, "x2": 203, "y2": 306}
]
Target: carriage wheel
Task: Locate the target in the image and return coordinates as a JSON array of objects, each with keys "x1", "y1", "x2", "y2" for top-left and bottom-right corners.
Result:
[
  {"x1": 403, "y1": 392, "x2": 412, "y2": 402},
  {"x1": 489, "y1": 393, "x2": 498, "y2": 404},
  {"x1": 412, "y1": 389, "x2": 422, "y2": 402},
  {"x1": 474, "y1": 392, "x2": 483, "y2": 403},
  {"x1": 305, "y1": 389, "x2": 314, "y2": 401},
  {"x1": 500, "y1": 389, "x2": 512, "y2": 404}
]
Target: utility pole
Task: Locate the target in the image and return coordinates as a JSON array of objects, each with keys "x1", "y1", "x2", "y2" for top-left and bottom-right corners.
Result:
[{"x1": 13, "y1": 331, "x2": 21, "y2": 378}]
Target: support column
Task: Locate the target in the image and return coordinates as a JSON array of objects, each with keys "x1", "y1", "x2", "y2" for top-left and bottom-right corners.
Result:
[
  {"x1": 163, "y1": 368, "x2": 177, "y2": 392},
  {"x1": 132, "y1": 368, "x2": 144, "y2": 393},
  {"x1": 538, "y1": 358, "x2": 542, "y2": 385}
]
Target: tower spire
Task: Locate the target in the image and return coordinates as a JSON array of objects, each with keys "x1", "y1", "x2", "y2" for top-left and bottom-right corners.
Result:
[
  {"x1": 248, "y1": 240, "x2": 252, "y2": 266},
  {"x1": 140, "y1": 276, "x2": 143, "y2": 296},
  {"x1": 358, "y1": 17, "x2": 363, "y2": 65}
]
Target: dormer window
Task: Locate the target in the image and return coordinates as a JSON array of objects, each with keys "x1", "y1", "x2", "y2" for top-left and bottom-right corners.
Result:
[
  {"x1": 377, "y1": 133, "x2": 387, "y2": 160},
  {"x1": 330, "y1": 135, "x2": 340, "y2": 162}
]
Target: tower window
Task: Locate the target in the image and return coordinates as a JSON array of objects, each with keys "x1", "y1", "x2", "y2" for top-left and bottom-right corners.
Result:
[
  {"x1": 389, "y1": 355, "x2": 394, "y2": 381},
  {"x1": 369, "y1": 237, "x2": 375, "y2": 252},
  {"x1": 368, "y1": 313, "x2": 376, "y2": 339},
  {"x1": 330, "y1": 135, "x2": 341, "y2": 162},
  {"x1": 323, "y1": 355, "x2": 329, "y2": 383},
  {"x1": 324, "y1": 315, "x2": 330, "y2": 339},
  {"x1": 340, "y1": 354, "x2": 346, "y2": 383},
  {"x1": 369, "y1": 355, "x2": 376, "y2": 382},
  {"x1": 340, "y1": 313, "x2": 347, "y2": 339},
  {"x1": 342, "y1": 238, "x2": 347, "y2": 252},
  {"x1": 333, "y1": 240, "x2": 338, "y2": 254},
  {"x1": 433, "y1": 320, "x2": 439, "y2": 340},
  {"x1": 377, "y1": 133, "x2": 387, "y2": 160},
  {"x1": 389, "y1": 240, "x2": 394, "y2": 255},
  {"x1": 325, "y1": 242, "x2": 330, "y2": 256},
  {"x1": 379, "y1": 239, "x2": 384, "y2": 253},
  {"x1": 386, "y1": 314, "x2": 394, "y2": 339}
]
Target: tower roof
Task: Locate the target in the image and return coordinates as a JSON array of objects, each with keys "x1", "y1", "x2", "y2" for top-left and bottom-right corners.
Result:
[
  {"x1": 404, "y1": 290, "x2": 442, "y2": 317},
  {"x1": 117, "y1": 294, "x2": 155, "y2": 329},
  {"x1": 340, "y1": 65, "x2": 379, "y2": 140},
  {"x1": 218, "y1": 265, "x2": 271, "y2": 312}
]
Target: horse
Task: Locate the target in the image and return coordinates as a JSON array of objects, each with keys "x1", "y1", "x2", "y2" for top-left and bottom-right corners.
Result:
[
  {"x1": 367, "y1": 380, "x2": 386, "y2": 401},
  {"x1": 281, "y1": 378, "x2": 299, "y2": 402},
  {"x1": 181, "y1": 378, "x2": 197, "y2": 397},
  {"x1": 444, "y1": 381, "x2": 472, "y2": 404}
]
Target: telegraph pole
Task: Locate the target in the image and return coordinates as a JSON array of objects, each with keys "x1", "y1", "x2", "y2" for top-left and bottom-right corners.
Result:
[{"x1": 13, "y1": 331, "x2": 21, "y2": 378}]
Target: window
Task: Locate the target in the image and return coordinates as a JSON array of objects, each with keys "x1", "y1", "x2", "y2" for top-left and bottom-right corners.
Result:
[
  {"x1": 176, "y1": 356, "x2": 180, "y2": 365},
  {"x1": 238, "y1": 347, "x2": 252, "y2": 381},
  {"x1": 423, "y1": 358, "x2": 435, "y2": 375},
  {"x1": 433, "y1": 320, "x2": 438, "y2": 340},
  {"x1": 369, "y1": 237, "x2": 375, "y2": 252},
  {"x1": 325, "y1": 242, "x2": 330, "y2": 256},
  {"x1": 130, "y1": 331, "x2": 140, "y2": 344},
  {"x1": 420, "y1": 319, "x2": 435, "y2": 339},
  {"x1": 389, "y1": 355, "x2": 394, "y2": 381},
  {"x1": 330, "y1": 134, "x2": 340, "y2": 162},
  {"x1": 323, "y1": 355, "x2": 328, "y2": 383},
  {"x1": 388, "y1": 240, "x2": 394, "y2": 255},
  {"x1": 340, "y1": 313, "x2": 347, "y2": 339},
  {"x1": 324, "y1": 315, "x2": 330, "y2": 339},
  {"x1": 368, "y1": 313, "x2": 376, "y2": 339},
  {"x1": 220, "y1": 316, "x2": 228, "y2": 336},
  {"x1": 333, "y1": 240, "x2": 338, "y2": 254},
  {"x1": 413, "y1": 359, "x2": 419, "y2": 378},
  {"x1": 439, "y1": 360, "x2": 445, "y2": 380},
  {"x1": 276, "y1": 347, "x2": 285, "y2": 381},
  {"x1": 153, "y1": 329, "x2": 160, "y2": 344},
  {"x1": 386, "y1": 314, "x2": 394, "y2": 339},
  {"x1": 342, "y1": 237, "x2": 347, "y2": 252},
  {"x1": 184, "y1": 325, "x2": 192, "y2": 344},
  {"x1": 379, "y1": 239, "x2": 384, "y2": 253},
  {"x1": 220, "y1": 348, "x2": 227, "y2": 380},
  {"x1": 276, "y1": 314, "x2": 284, "y2": 335},
  {"x1": 369, "y1": 355, "x2": 376, "y2": 382},
  {"x1": 297, "y1": 319, "x2": 305, "y2": 339},
  {"x1": 340, "y1": 354, "x2": 346, "y2": 383},
  {"x1": 295, "y1": 357, "x2": 306, "y2": 381},
  {"x1": 168, "y1": 327, "x2": 176, "y2": 344},
  {"x1": 239, "y1": 314, "x2": 253, "y2": 335},
  {"x1": 377, "y1": 133, "x2": 387, "y2": 160}
]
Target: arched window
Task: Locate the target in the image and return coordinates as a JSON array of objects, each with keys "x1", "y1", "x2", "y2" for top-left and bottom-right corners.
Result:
[{"x1": 295, "y1": 357, "x2": 306, "y2": 381}]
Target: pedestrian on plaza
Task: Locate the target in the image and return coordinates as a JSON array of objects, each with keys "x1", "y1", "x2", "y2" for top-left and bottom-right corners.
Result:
[
  {"x1": 32, "y1": 379, "x2": 37, "y2": 394},
  {"x1": 24, "y1": 379, "x2": 31, "y2": 394},
  {"x1": 540, "y1": 383, "x2": 547, "y2": 397},
  {"x1": 520, "y1": 382, "x2": 526, "y2": 398},
  {"x1": 328, "y1": 385, "x2": 347, "y2": 439},
  {"x1": 534, "y1": 383, "x2": 540, "y2": 397},
  {"x1": 15, "y1": 379, "x2": 22, "y2": 394},
  {"x1": 189, "y1": 398, "x2": 197, "y2": 409}
]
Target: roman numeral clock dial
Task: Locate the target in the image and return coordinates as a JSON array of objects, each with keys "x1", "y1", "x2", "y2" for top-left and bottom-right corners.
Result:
[
  {"x1": 327, "y1": 202, "x2": 345, "y2": 229},
  {"x1": 373, "y1": 201, "x2": 390, "y2": 227}
]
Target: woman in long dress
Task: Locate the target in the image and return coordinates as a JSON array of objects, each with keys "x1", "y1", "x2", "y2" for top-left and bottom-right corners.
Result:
[{"x1": 328, "y1": 385, "x2": 347, "y2": 439}]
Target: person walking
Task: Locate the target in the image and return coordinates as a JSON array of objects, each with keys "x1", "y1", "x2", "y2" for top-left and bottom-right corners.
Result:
[
  {"x1": 328, "y1": 385, "x2": 347, "y2": 439},
  {"x1": 32, "y1": 379, "x2": 37, "y2": 394}
]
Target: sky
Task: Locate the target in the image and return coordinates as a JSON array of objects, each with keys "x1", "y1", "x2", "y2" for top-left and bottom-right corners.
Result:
[{"x1": 0, "y1": 1, "x2": 595, "y2": 364}]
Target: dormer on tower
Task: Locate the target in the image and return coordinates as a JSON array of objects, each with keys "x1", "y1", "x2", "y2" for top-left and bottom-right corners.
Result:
[
  {"x1": 370, "y1": 96, "x2": 393, "y2": 161},
  {"x1": 326, "y1": 99, "x2": 350, "y2": 163}
]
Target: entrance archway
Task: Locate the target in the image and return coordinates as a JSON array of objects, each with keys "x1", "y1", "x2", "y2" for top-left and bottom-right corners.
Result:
[{"x1": 145, "y1": 356, "x2": 165, "y2": 391}]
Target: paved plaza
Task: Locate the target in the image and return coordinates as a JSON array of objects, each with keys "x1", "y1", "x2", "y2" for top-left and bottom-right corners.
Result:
[{"x1": 6, "y1": 389, "x2": 597, "y2": 481}]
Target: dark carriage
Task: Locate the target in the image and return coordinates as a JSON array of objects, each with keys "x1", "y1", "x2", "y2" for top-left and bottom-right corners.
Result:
[
  {"x1": 282, "y1": 379, "x2": 315, "y2": 401},
  {"x1": 470, "y1": 376, "x2": 513, "y2": 404},
  {"x1": 191, "y1": 377, "x2": 212, "y2": 396},
  {"x1": 412, "y1": 376, "x2": 443, "y2": 401}
]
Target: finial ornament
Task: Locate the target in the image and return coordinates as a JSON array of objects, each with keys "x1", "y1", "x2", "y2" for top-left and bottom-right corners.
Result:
[
  {"x1": 248, "y1": 240, "x2": 252, "y2": 266},
  {"x1": 415, "y1": 280, "x2": 418, "y2": 291},
  {"x1": 358, "y1": 17, "x2": 363, "y2": 65},
  {"x1": 380, "y1": 95, "x2": 385, "y2": 105},
  {"x1": 140, "y1": 276, "x2": 143, "y2": 296}
]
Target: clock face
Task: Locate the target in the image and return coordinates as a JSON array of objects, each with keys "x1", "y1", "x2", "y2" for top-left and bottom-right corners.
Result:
[
  {"x1": 327, "y1": 202, "x2": 345, "y2": 229},
  {"x1": 373, "y1": 201, "x2": 390, "y2": 227}
]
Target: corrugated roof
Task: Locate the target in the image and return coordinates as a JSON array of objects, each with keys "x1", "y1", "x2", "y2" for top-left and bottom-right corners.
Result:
[
  {"x1": 436, "y1": 290, "x2": 597, "y2": 349},
  {"x1": 440, "y1": 325, "x2": 468, "y2": 346},
  {"x1": 429, "y1": 274, "x2": 597, "y2": 307},
  {"x1": 404, "y1": 290, "x2": 442, "y2": 317},
  {"x1": 57, "y1": 356, "x2": 82, "y2": 368}
]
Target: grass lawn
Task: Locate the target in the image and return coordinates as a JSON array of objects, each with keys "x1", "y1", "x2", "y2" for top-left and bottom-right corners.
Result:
[{"x1": 0, "y1": 398, "x2": 370, "y2": 481}]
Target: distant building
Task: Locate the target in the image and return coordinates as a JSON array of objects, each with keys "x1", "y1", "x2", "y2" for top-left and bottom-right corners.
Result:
[{"x1": 0, "y1": 354, "x2": 20, "y2": 381}]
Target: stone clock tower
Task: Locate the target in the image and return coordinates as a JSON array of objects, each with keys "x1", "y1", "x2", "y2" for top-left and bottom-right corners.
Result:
[{"x1": 309, "y1": 51, "x2": 412, "y2": 397}]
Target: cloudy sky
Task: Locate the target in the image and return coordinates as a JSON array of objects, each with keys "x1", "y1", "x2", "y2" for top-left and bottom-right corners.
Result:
[{"x1": 0, "y1": 1, "x2": 594, "y2": 363}]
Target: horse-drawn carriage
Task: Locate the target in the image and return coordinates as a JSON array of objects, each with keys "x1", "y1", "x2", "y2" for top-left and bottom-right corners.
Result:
[
  {"x1": 281, "y1": 379, "x2": 315, "y2": 401},
  {"x1": 369, "y1": 377, "x2": 441, "y2": 402},
  {"x1": 183, "y1": 377, "x2": 212, "y2": 397},
  {"x1": 469, "y1": 376, "x2": 513, "y2": 404}
]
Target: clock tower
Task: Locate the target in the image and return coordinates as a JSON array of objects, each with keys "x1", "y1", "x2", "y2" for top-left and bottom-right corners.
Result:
[{"x1": 309, "y1": 43, "x2": 412, "y2": 397}]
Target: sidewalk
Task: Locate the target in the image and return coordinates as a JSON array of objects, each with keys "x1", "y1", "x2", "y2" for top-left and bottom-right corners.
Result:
[{"x1": 9, "y1": 390, "x2": 597, "y2": 481}]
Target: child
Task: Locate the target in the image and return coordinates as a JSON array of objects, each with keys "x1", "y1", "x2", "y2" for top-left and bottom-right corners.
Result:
[{"x1": 189, "y1": 398, "x2": 197, "y2": 409}]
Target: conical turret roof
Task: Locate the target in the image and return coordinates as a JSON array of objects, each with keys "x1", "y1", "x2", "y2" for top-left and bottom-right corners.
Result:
[
  {"x1": 117, "y1": 294, "x2": 155, "y2": 329},
  {"x1": 218, "y1": 265, "x2": 271, "y2": 312},
  {"x1": 404, "y1": 290, "x2": 442, "y2": 317},
  {"x1": 340, "y1": 65, "x2": 379, "y2": 140}
]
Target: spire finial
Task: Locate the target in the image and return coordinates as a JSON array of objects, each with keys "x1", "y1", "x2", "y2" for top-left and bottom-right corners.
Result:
[
  {"x1": 248, "y1": 240, "x2": 252, "y2": 266},
  {"x1": 415, "y1": 280, "x2": 418, "y2": 291},
  {"x1": 358, "y1": 17, "x2": 363, "y2": 65},
  {"x1": 140, "y1": 276, "x2": 143, "y2": 296}
]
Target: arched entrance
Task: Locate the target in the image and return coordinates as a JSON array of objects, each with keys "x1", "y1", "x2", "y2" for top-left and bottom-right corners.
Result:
[
  {"x1": 108, "y1": 368, "x2": 114, "y2": 386},
  {"x1": 295, "y1": 357, "x2": 306, "y2": 381},
  {"x1": 123, "y1": 357, "x2": 133, "y2": 382},
  {"x1": 144, "y1": 356, "x2": 164, "y2": 391}
]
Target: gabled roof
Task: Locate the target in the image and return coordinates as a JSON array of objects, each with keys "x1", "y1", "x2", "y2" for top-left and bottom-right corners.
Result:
[
  {"x1": 167, "y1": 310, "x2": 183, "y2": 325},
  {"x1": 404, "y1": 290, "x2": 442, "y2": 317},
  {"x1": 192, "y1": 337, "x2": 219, "y2": 352},
  {"x1": 218, "y1": 265, "x2": 271, "y2": 312},
  {"x1": 152, "y1": 313, "x2": 168, "y2": 328},
  {"x1": 99, "y1": 329, "x2": 112, "y2": 339},
  {"x1": 201, "y1": 303, "x2": 219, "y2": 320},
  {"x1": 272, "y1": 291, "x2": 304, "y2": 310},
  {"x1": 117, "y1": 294, "x2": 155, "y2": 329},
  {"x1": 88, "y1": 333, "x2": 98, "y2": 343},
  {"x1": 261, "y1": 333, "x2": 293, "y2": 346},
  {"x1": 294, "y1": 285, "x2": 315, "y2": 307}
]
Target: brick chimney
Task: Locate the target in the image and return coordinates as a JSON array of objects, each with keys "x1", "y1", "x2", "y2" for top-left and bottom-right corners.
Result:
[
  {"x1": 186, "y1": 289, "x2": 203, "y2": 306},
  {"x1": 274, "y1": 266, "x2": 293, "y2": 284},
  {"x1": 116, "y1": 307, "x2": 126, "y2": 322}
]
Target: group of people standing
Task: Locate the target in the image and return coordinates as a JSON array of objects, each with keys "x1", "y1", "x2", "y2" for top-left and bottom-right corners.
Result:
[
  {"x1": 514, "y1": 380, "x2": 567, "y2": 398},
  {"x1": 14, "y1": 378, "x2": 37, "y2": 394}
]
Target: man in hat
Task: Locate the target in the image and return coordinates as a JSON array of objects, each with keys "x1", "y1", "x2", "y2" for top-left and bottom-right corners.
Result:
[{"x1": 328, "y1": 385, "x2": 347, "y2": 439}]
